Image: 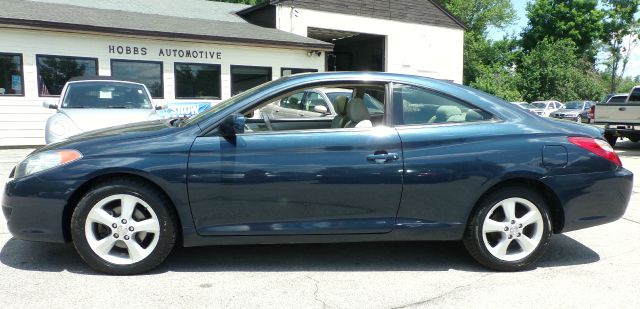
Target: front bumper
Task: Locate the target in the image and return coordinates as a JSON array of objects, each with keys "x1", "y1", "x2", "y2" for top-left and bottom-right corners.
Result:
[
  {"x1": 544, "y1": 167, "x2": 633, "y2": 232},
  {"x1": 2, "y1": 175, "x2": 75, "y2": 243}
]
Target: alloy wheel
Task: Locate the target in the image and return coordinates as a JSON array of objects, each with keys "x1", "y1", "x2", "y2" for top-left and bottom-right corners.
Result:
[
  {"x1": 84, "y1": 194, "x2": 160, "y2": 265},
  {"x1": 481, "y1": 197, "x2": 544, "y2": 261}
]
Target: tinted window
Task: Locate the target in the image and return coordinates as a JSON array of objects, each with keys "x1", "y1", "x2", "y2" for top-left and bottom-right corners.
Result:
[
  {"x1": 0, "y1": 53, "x2": 23, "y2": 96},
  {"x1": 62, "y1": 82, "x2": 151, "y2": 109},
  {"x1": 231, "y1": 66, "x2": 271, "y2": 95},
  {"x1": 394, "y1": 84, "x2": 491, "y2": 125},
  {"x1": 37, "y1": 55, "x2": 97, "y2": 96},
  {"x1": 564, "y1": 101, "x2": 583, "y2": 109},
  {"x1": 609, "y1": 96, "x2": 627, "y2": 103},
  {"x1": 281, "y1": 68, "x2": 318, "y2": 77},
  {"x1": 175, "y1": 63, "x2": 221, "y2": 99},
  {"x1": 111, "y1": 60, "x2": 163, "y2": 98},
  {"x1": 531, "y1": 102, "x2": 546, "y2": 109},
  {"x1": 628, "y1": 88, "x2": 640, "y2": 102}
]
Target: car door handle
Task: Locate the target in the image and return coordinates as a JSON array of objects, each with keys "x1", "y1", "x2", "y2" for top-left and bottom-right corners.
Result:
[
  {"x1": 619, "y1": 107, "x2": 626, "y2": 111},
  {"x1": 367, "y1": 153, "x2": 400, "y2": 164}
]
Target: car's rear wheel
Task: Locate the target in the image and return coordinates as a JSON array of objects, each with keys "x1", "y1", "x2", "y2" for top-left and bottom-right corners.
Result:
[
  {"x1": 463, "y1": 186, "x2": 552, "y2": 271},
  {"x1": 71, "y1": 179, "x2": 177, "y2": 275}
]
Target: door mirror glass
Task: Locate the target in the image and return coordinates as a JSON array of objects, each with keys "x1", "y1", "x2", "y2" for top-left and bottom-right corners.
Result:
[
  {"x1": 42, "y1": 100, "x2": 58, "y2": 109},
  {"x1": 313, "y1": 105, "x2": 328, "y2": 114},
  {"x1": 219, "y1": 114, "x2": 245, "y2": 136}
]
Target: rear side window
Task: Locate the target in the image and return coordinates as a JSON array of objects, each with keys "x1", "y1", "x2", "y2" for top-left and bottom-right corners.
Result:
[
  {"x1": 628, "y1": 88, "x2": 640, "y2": 102},
  {"x1": 393, "y1": 84, "x2": 492, "y2": 125}
]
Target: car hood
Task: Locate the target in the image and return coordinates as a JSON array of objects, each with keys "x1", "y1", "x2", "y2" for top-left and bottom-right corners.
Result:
[
  {"x1": 39, "y1": 118, "x2": 179, "y2": 152},
  {"x1": 59, "y1": 108, "x2": 160, "y2": 132}
]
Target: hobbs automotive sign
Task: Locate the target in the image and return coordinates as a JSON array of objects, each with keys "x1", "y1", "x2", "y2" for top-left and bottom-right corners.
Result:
[{"x1": 108, "y1": 45, "x2": 223, "y2": 60}]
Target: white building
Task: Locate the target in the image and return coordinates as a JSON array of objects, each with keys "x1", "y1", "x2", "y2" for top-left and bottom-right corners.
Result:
[{"x1": 0, "y1": 0, "x2": 464, "y2": 146}]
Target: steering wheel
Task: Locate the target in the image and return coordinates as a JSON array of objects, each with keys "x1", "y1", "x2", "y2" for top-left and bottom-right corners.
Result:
[{"x1": 262, "y1": 112, "x2": 273, "y2": 131}]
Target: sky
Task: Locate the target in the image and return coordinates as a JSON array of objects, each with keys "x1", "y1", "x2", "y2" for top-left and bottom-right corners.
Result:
[{"x1": 488, "y1": 0, "x2": 640, "y2": 78}]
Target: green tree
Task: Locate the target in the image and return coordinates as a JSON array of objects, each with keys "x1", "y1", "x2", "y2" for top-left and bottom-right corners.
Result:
[
  {"x1": 439, "y1": 0, "x2": 517, "y2": 85},
  {"x1": 521, "y1": 0, "x2": 604, "y2": 63},
  {"x1": 518, "y1": 39, "x2": 605, "y2": 101},
  {"x1": 601, "y1": 0, "x2": 640, "y2": 93}
]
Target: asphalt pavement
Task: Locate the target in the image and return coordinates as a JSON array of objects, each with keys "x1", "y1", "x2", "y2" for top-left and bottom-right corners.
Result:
[{"x1": 0, "y1": 143, "x2": 639, "y2": 309}]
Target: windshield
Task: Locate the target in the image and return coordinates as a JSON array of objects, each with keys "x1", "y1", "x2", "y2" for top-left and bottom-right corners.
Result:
[
  {"x1": 185, "y1": 79, "x2": 277, "y2": 125},
  {"x1": 530, "y1": 102, "x2": 546, "y2": 108},
  {"x1": 609, "y1": 96, "x2": 627, "y2": 103},
  {"x1": 564, "y1": 101, "x2": 584, "y2": 109},
  {"x1": 62, "y1": 82, "x2": 151, "y2": 109}
]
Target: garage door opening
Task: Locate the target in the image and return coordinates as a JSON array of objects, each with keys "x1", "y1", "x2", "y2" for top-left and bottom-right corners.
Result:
[{"x1": 308, "y1": 27, "x2": 385, "y2": 72}]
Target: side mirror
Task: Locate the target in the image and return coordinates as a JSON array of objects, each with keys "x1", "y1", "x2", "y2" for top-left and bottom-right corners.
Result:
[
  {"x1": 42, "y1": 100, "x2": 58, "y2": 109},
  {"x1": 154, "y1": 103, "x2": 168, "y2": 110},
  {"x1": 313, "y1": 105, "x2": 328, "y2": 114},
  {"x1": 219, "y1": 114, "x2": 246, "y2": 136}
]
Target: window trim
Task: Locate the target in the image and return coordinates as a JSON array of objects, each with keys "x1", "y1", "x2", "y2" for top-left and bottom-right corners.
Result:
[
  {"x1": 389, "y1": 82, "x2": 497, "y2": 127},
  {"x1": 173, "y1": 62, "x2": 222, "y2": 100},
  {"x1": 36, "y1": 54, "x2": 99, "y2": 97},
  {"x1": 0, "y1": 52, "x2": 25, "y2": 97},
  {"x1": 110, "y1": 58, "x2": 164, "y2": 99},
  {"x1": 280, "y1": 67, "x2": 318, "y2": 77},
  {"x1": 230, "y1": 65, "x2": 272, "y2": 96}
]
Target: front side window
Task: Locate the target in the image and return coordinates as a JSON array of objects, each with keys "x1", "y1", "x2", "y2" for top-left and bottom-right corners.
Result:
[
  {"x1": 111, "y1": 60, "x2": 163, "y2": 98},
  {"x1": 62, "y1": 82, "x2": 151, "y2": 109},
  {"x1": 175, "y1": 63, "x2": 221, "y2": 99},
  {"x1": 394, "y1": 84, "x2": 492, "y2": 125},
  {"x1": 281, "y1": 68, "x2": 318, "y2": 77},
  {"x1": 231, "y1": 66, "x2": 271, "y2": 96},
  {"x1": 37, "y1": 55, "x2": 98, "y2": 96},
  {"x1": 0, "y1": 53, "x2": 23, "y2": 96}
]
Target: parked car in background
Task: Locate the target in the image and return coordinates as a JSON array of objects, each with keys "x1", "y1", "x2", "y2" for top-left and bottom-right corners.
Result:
[
  {"x1": 4, "y1": 72, "x2": 631, "y2": 275},
  {"x1": 594, "y1": 88, "x2": 640, "y2": 146},
  {"x1": 530, "y1": 100, "x2": 564, "y2": 117},
  {"x1": 511, "y1": 102, "x2": 539, "y2": 114},
  {"x1": 43, "y1": 77, "x2": 164, "y2": 144},
  {"x1": 549, "y1": 100, "x2": 595, "y2": 123}
]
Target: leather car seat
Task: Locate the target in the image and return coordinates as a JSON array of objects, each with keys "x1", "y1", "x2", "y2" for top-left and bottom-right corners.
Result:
[
  {"x1": 331, "y1": 95, "x2": 349, "y2": 128},
  {"x1": 344, "y1": 98, "x2": 373, "y2": 128},
  {"x1": 428, "y1": 105, "x2": 462, "y2": 123}
]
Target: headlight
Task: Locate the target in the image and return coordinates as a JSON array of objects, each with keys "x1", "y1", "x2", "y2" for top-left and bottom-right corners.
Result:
[
  {"x1": 13, "y1": 149, "x2": 83, "y2": 179},
  {"x1": 50, "y1": 118, "x2": 72, "y2": 136}
]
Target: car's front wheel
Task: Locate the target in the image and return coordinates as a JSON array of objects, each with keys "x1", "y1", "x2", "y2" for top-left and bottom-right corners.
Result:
[
  {"x1": 71, "y1": 179, "x2": 177, "y2": 275},
  {"x1": 463, "y1": 186, "x2": 552, "y2": 271}
]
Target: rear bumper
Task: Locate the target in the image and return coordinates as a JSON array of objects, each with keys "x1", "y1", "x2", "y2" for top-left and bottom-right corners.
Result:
[
  {"x1": 2, "y1": 176, "x2": 73, "y2": 243},
  {"x1": 543, "y1": 168, "x2": 633, "y2": 232}
]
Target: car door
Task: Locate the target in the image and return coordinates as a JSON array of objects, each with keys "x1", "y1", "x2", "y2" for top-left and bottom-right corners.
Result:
[
  {"x1": 187, "y1": 87, "x2": 403, "y2": 236},
  {"x1": 390, "y1": 83, "x2": 498, "y2": 232}
]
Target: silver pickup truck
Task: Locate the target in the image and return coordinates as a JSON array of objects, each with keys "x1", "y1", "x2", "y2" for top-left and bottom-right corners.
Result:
[{"x1": 593, "y1": 89, "x2": 636, "y2": 146}]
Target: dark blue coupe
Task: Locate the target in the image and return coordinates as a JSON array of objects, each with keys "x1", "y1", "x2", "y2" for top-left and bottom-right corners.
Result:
[{"x1": 2, "y1": 72, "x2": 632, "y2": 274}]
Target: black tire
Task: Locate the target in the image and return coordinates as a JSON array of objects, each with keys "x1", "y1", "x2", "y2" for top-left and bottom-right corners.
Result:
[
  {"x1": 629, "y1": 138, "x2": 639, "y2": 143},
  {"x1": 605, "y1": 133, "x2": 617, "y2": 147},
  {"x1": 463, "y1": 186, "x2": 552, "y2": 271},
  {"x1": 70, "y1": 178, "x2": 177, "y2": 275}
]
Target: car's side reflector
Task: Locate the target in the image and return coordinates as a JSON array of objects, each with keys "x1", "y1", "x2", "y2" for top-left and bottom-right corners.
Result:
[{"x1": 568, "y1": 137, "x2": 622, "y2": 167}]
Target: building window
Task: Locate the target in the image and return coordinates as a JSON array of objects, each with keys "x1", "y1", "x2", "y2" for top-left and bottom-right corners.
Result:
[
  {"x1": 231, "y1": 65, "x2": 272, "y2": 96},
  {"x1": 111, "y1": 59, "x2": 163, "y2": 98},
  {"x1": 36, "y1": 55, "x2": 98, "y2": 96},
  {"x1": 174, "y1": 63, "x2": 221, "y2": 99},
  {"x1": 0, "y1": 53, "x2": 24, "y2": 96},
  {"x1": 281, "y1": 68, "x2": 318, "y2": 77}
]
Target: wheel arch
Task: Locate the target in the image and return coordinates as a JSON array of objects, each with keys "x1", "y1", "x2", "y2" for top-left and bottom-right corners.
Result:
[
  {"x1": 469, "y1": 177, "x2": 565, "y2": 234},
  {"x1": 62, "y1": 172, "x2": 183, "y2": 243}
]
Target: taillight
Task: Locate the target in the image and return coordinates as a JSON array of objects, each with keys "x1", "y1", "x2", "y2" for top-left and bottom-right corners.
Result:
[
  {"x1": 568, "y1": 137, "x2": 622, "y2": 166},
  {"x1": 588, "y1": 106, "x2": 595, "y2": 119}
]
